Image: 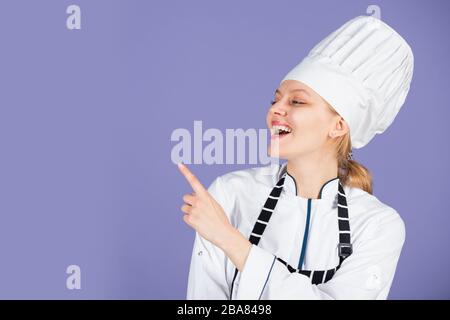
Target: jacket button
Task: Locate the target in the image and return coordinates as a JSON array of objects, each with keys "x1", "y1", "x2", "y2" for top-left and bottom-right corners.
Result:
[{"x1": 198, "y1": 250, "x2": 203, "y2": 256}]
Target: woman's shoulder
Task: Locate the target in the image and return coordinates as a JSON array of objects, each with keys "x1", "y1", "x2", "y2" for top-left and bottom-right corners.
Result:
[
  {"x1": 206, "y1": 163, "x2": 280, "y2": 222},
  {"x1": 214, "y1": 163, "x2": 281, "y2": 189},
  {"x1": 344, "y1": 185, "x2": 406, "y2": 244}
]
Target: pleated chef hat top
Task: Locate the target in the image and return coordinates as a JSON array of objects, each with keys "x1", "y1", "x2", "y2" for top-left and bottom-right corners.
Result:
[{"x1": 280, "y1": 15, "x2": 414, "y2": 149}]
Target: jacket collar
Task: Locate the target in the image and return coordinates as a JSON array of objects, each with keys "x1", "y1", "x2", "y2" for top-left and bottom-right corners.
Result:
[{"x1": 277, "y1": 162, "x2": 339, "y2": 200}]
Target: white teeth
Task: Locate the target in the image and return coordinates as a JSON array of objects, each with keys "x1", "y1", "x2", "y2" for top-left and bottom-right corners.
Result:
[{"x1": 271, "y1": 125, "x2": 292, "y2": 135}]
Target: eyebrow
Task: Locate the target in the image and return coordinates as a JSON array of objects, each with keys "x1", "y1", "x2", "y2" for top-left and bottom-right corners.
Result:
[{"x1": 275, "y1": 89, "x2": 311, "y2": 96}]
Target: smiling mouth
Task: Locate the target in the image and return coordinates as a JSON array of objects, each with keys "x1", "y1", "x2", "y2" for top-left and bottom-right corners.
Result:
[{"x1": 270, "y1": 125, "x2": 292, "y2": 138}]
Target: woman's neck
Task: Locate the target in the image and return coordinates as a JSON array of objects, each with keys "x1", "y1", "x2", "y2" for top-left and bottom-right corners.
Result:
[{"x1": 286, "y1": 153, "x2": 338, "y2": 199}]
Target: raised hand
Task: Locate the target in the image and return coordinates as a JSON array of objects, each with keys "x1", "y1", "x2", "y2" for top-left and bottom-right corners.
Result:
[
  {"x1": 177, "y1": 162, "x2": 252, "y2": 271},
  {"x1": 177, "y1": 162, "x2": 234, "y2": 248}
]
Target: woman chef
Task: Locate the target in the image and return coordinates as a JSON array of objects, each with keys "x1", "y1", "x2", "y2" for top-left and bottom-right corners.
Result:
[{"x1": 178, "y1": 15, "x2": 414, "y2": 300}]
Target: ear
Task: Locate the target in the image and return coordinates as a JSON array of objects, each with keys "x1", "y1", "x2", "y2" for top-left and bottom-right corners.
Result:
[{"x1": 330, "y1": 117, "x2": 350, "y2": 138}]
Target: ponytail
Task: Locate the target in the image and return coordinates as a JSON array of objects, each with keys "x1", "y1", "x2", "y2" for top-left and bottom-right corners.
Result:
[{"x1": 336, "y1": 133, "x2": 373, "y2": 195}]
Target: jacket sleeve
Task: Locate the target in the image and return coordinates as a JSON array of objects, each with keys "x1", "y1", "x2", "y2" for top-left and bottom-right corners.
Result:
[
  {"x1": 186, "y1": 176, "x2": 234, "y2": 300},
  {"x1": 235, "y1": 210, "x2": 406, "y2": 300}
]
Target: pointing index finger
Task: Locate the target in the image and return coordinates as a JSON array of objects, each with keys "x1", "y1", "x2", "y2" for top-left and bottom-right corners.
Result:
[{"x1": 177, "y1": 163, "x2": 207, "y2": 195}]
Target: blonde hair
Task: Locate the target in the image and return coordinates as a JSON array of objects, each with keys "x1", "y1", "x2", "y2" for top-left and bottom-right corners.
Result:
[{"x1": 330, "y1": 108, "x2": 373, "y2": 194}]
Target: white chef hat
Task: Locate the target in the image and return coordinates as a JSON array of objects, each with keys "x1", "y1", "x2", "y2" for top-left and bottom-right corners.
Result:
[{"x1": 280, "y1": 15, "x2": 414, "y2": 149}]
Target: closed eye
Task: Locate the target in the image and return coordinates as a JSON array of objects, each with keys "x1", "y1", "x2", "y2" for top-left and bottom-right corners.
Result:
[{"x1": 270, "y1": 100, "x2": 306, "y2": 106}]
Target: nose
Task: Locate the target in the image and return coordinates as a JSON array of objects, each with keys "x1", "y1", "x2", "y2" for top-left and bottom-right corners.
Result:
[{"x1": 269, "y1": 101, "x2": 288, "y2": 116}]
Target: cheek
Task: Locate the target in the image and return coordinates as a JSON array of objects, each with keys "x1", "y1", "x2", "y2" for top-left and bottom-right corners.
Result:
[{"x1": 291, "y1": 111, "x2": 329, "y2": 144}]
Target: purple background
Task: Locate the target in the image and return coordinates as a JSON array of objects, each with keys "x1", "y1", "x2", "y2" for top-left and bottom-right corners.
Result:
[{"x1": 0, "y1": 0, "x2": 448, "y2": 299}]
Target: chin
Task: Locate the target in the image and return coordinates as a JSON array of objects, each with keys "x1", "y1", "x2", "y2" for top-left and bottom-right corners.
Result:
[{"x1": 268, "y1": 146, "x2": 289, "y2": 159}]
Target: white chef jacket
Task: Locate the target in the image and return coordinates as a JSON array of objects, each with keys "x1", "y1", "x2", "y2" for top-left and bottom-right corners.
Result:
[{"x1": 186, "y1": 162, "x2": 406, "y2": 300}]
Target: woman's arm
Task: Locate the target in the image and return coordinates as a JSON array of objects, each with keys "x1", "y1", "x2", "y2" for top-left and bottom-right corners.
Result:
[
  {"x1": 186, "y1": 217, "x2": 252, "y2": 299},
  {"x1": 179, "y1": 163, "x2": 251, "y2": 299},
  {"x1": 187, "y1": 231, "x2": 230, "y2": 299}
]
